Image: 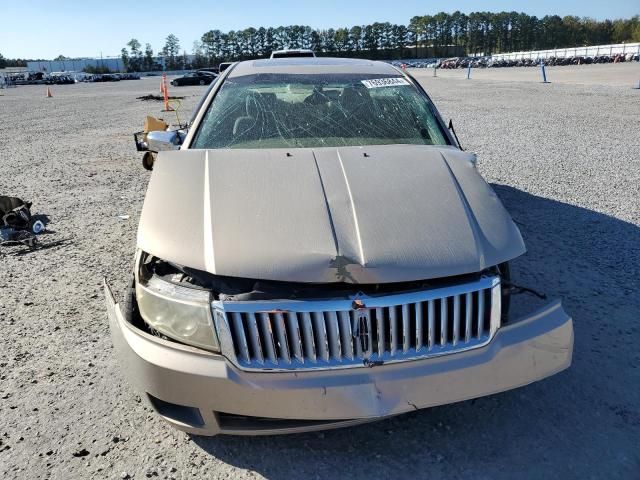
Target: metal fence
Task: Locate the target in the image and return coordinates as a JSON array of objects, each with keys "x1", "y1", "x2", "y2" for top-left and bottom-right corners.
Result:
[{"x1": 490, "y1": 43, "x2": 640, "y2": 61}]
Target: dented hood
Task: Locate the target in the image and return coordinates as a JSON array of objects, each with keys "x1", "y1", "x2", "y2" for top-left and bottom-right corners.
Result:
[{"x1": 138, "y1": 145, "x2": 525, "y2": 283}]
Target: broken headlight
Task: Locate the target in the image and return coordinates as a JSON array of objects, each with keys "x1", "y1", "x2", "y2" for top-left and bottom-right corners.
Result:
[{"x1": 135, "y1": 268, "x2": 220, "y2": 352}]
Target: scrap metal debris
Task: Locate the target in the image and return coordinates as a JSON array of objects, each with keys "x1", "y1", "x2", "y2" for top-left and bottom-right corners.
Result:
[
  {"x1": 504, "y1": 281, "x2": 547, "y2": 300},
  {"x1": 0, "y1": 195, "x2": 69, "y2": 256},
  {"x1": 136, "y1": 94, "x2": 185, "y2": 101}
]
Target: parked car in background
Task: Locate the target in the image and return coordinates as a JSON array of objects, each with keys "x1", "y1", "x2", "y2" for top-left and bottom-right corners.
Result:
[
  {"x1": 47, "y1": 73, "x2": 75, "y2": 85},
  {"x1": 106, "y1": 57, "x2": 573, "y2": 437},
  {"x1": 93, "y1": 74, "x2": 120, "y2": 82},
  {"x1": 196, "y1": 68, "x2": 219, "y2": 76},
  {"x1": 120, "y1": 73, "x2": 141, "y2": 80},
  {"x1": 171, "y1": 71, "x2": 217, "y2": 86}
]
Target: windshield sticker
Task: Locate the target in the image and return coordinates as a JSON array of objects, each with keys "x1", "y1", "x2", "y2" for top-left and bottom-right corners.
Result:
[{"x1": 361, "y1": 77, "x2": 411, "y2": 89}]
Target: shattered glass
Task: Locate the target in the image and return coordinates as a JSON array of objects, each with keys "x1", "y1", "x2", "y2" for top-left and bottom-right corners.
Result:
[{"x1": 192, "y1": 73, "x2": 448, "y2": 149}]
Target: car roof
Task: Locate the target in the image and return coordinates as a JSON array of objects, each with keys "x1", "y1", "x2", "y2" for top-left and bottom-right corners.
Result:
[
  {"x1": 271, "y1": 49, "x2": 314, "y2": 53},
  {"x1": 228, "y1": 57, "x2": 399, "y2": 77}
]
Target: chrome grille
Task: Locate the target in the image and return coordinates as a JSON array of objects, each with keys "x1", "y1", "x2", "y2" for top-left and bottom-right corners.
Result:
[{"x1": 213, "y1": 276, "x2": 501, "y2": 371}]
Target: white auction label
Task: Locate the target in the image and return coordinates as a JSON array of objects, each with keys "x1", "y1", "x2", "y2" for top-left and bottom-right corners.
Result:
[{"x1": 361, "y1": 77, "x2": 411, "y2": 88}]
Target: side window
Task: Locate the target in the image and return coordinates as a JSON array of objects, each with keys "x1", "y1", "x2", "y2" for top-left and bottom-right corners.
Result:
[{"x1": 188, "y1": 76, "x2": 222, "y2": 126}]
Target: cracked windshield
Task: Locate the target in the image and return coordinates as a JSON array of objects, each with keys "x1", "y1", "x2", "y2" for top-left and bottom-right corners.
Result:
[{"x1": 192, "y1": 73, "x2": 448, "y2": 148}]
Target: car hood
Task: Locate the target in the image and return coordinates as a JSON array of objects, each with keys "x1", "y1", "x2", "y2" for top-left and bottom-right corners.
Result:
[{"x1": 138, "y1": 145, "x2": 525, "y2": 283}]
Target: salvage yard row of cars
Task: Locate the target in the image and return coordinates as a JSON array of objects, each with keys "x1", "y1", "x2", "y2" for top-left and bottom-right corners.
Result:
[
  {"x1": 393, "y1": 52, "x2": 640, "y2": 69},
  {"x1": 106, "y1": 57, "x2": 574, "y2": 436},
  {"x1": 1, "y1": 71, "x2": 142, "y2": 86}
]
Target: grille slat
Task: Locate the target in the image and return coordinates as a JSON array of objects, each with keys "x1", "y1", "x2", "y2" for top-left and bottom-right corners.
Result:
[
  {"x1": 427, "y1": 299, "x2": 435, "y2": 350},
  {"x1": 259, "y1": 313, "x2": 277, "y2": 364},
  {"x1": 246, "y1": 313, "x2": 264, "y2": 364},
  {"x1": 402, "y1": 304, "x2": 410, "y2": 353},
  {"x1": 300, "y1": 312, "x2": 316, "y2": 363},
  {"x1": 453, "y1": 295, "x2": 461, "y2": 346},
  {"x1": 477, "y1": 291, "x2": 485, "y2": 339},
  {"x1": 365, "y1": 310, "x2": 373, "y2": 357},
  {"x1": 440, "y1": 298, "x2": 448, "y2": 346},
  {"x1": 326, "y1": 312, "x2": 341, "y2": 360},
  {"x1": 338, "y1": 311, "x2": 353, "y2": 360},
  {"x1": 231, "y1": 312, "x2": 250, "y2": 362},
  {"x1": 313, "y1": 312, "x2": 330, "y2": 362},
  {"x1": 286, "y1": 312, "x2": 304, "y2": 363},
  {"x1": 273, "y1": 312, "x2": 291, "y2": 364},
  {"x1": 376, "y1": 307, "x2": 385, "y2": 355},
  {"x1": 464, "y1": 292, "x2": 472, "y2": 343},
  {"x1": 389, "y1": 307, "x2": 398, "y2": 356},
  {"x1": 352, "y1": 312, "x2": 363, "y2": 358},
  {"x1": 219, "y1": 277, "x2": 500, "y2": 371},
  {"x1": 416, "y1": 302, "x2": 424, "y2": 351}
]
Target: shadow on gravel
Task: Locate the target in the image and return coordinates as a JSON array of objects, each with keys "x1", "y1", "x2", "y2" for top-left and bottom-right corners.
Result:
[{"x1": 190, "y1": 185, "x2": 639, "y2": 478}]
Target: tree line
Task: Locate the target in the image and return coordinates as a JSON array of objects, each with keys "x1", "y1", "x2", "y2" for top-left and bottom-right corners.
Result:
[
  {"x1": 193, "y1": 12, "x2": 640, "y2": 63},
  {"x1": 2, "y1": 12, "x2": 639, "y2": 71},
  {"x1": 405, "y1": 12, "x2": 640, "y2": 56},
  {"x1": 122, "y1": 12, "x2": 640, "y2": 71}
]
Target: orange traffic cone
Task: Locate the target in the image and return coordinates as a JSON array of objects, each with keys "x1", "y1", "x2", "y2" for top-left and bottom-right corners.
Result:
[
  {"x1": 46, "y1": 87, "x2": 53, "y2": 98},
  {"x1": 162, "y1": 74, "x2": 173, "y2": 112}
]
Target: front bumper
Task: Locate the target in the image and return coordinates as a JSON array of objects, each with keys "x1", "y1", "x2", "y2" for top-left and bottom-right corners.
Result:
[{"x1": 105, "y1": 280, "x2": 573, "y2": 436}]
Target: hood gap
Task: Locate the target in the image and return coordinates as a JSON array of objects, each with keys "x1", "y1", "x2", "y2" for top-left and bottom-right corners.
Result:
[
  {"x1": 440, "y1": 152, "x2": 487, "y2": 270},
  {"x1": 312, "y1": 150, "x2": 340, "y2": 257}
]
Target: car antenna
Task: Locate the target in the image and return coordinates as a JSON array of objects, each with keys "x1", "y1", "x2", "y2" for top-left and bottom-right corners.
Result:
[{"x1": 448, "y1": 119, "x2": 463, "y2": 150}]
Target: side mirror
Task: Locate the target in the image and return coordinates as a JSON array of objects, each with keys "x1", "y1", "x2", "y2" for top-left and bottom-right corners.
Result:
[
  {"x1": 448, "y1": 119, "x2": 463, "y2": 150},
  {"x1": 146, "y1": 130, "x2": 184, "y2": 152}
]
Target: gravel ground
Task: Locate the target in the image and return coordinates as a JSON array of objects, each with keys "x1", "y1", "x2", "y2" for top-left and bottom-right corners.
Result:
[{"x1": 0, "y1": 65, "x2": 639, "y2": 479}]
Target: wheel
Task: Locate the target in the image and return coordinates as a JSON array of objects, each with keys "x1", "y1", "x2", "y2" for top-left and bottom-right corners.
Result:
[
  {"x1": 142, "y1": 151, "x2": 155, "y2": 171},
  {"x1": 199, "y1": 79, "x2": 205, "y2": 85},
  {"x1": 498, "y1": 262, "x2": 511, "y2": 323},
  {"x1": 123, "y1": 275, "x2": 137, "y2": 324}
]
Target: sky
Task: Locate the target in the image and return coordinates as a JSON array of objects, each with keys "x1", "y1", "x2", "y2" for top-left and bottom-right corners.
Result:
[{"x1": 1, "y1": 0, "x2": 638, "y2": 59}]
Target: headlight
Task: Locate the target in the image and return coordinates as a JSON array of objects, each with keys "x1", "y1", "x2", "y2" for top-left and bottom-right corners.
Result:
[{"x1": 136, "y1": 273, "x2": 220, "y2": 352}]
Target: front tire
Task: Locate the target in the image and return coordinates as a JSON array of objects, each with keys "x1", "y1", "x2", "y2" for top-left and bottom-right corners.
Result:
[
  {"x1": 142, "y1": 151, "x2": 155, "y2": 171},
  {"x1": 498, "y1": 262, "x2": 511, "y2": 323},
  {"x1": 123, "y1": 276, "x2": 137, "y2": 324}
]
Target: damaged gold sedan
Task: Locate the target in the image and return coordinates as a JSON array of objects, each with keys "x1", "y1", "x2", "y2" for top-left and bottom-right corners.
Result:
[{"x1": 105, "y1": 58, "x2": 573, "y2": 436}]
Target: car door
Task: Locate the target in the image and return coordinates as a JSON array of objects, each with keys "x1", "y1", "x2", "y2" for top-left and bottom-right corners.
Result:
[{"x1": 195, "y1": 72, "x2": 210, "y2": 85}]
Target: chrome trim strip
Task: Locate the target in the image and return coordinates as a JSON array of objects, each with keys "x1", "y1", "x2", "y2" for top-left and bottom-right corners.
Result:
[{"x1": 217, "y1": 276, "x2": 498, "y2": 313}]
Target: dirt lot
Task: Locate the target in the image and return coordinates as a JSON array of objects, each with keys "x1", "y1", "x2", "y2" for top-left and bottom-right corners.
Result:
[{"x1": 1, "y1": 65, "x2": 639, "y2": 479}]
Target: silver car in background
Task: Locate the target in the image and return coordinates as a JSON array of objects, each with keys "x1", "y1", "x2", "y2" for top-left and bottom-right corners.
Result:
[{"x1": 105, "y1": 57, "x2": 573, "y2": 436}]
